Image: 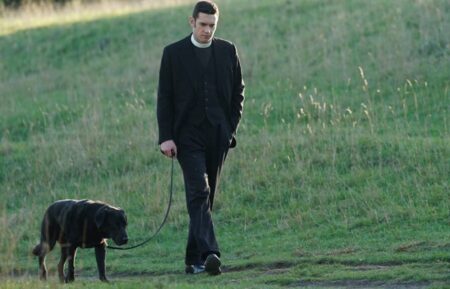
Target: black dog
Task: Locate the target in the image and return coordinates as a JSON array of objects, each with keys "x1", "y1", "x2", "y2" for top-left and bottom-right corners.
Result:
[{"x1": 32, "y1": 199, "x2": 128, "y2": 282}]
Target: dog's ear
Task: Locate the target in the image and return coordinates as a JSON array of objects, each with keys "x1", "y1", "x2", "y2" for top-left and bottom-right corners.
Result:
[
  {"x1": 119, "y1": 209, "x2": 127, "y2": 225},
  {"x1": 95, "y1": 207, "x2": 108, "y2": 229}
]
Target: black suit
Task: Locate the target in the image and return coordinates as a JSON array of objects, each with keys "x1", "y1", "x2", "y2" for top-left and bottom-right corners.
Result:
[
  {"x1": 157, "y1": 35, "x2": 245, "y2": 265},
  {"x1": 157, "y1": 35, "x2": 244, "y2": 147}
]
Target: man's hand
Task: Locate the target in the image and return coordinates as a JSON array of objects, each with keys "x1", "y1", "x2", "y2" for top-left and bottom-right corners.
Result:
[{"x1": 160, "y1": 140, "x2": 177, "y2": 158}]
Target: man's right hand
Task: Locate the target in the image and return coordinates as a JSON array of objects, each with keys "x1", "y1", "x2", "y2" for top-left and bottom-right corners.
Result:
[{"x1": 160, "y1": 140, "x2": 177, "y2": 158}]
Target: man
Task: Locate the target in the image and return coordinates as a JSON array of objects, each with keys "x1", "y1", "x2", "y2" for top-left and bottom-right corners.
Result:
[{"x1": 157, "y1": 0, "x2": 245, "y2": 276}]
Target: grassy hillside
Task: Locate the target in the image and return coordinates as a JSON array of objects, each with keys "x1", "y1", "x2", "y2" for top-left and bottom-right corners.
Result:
[{"x1": 0, "y1": 0, "x2": 449, "y2": 288}]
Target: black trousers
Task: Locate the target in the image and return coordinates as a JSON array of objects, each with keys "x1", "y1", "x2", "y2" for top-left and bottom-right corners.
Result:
[{"x1": 177, "y1": 119, "x2": 231, "y2": 266}]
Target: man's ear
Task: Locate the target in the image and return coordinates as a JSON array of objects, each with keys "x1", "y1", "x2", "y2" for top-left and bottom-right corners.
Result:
[
  {"x1": 95, "y1": 207, "x2": 107, "y2": 229},
  {"x1": 189, "y1": 16, "x2": 195, "y2": 28}
]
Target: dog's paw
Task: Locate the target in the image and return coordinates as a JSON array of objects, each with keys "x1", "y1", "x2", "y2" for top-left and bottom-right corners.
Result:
[{"x1": 64, "y1": 276, "x2": 75, "y2": 283}]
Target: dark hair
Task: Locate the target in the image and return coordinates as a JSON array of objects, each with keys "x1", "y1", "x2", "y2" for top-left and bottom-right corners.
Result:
[{"x1": 192, "y1": 1, "x2": 219, "y2": 19}]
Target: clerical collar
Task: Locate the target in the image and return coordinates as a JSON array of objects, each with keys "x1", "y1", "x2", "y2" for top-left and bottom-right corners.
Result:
[{"x1": 191, "y1": 34, "x2": 212, "y2": 48}]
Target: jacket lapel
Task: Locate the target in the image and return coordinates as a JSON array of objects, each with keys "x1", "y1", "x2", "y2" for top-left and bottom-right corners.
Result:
[
  {"x1": 212, "y1": 38, "x2": 226, "y2": 99},
  {"x1": 178, "y1": 35, "x2": 202, "y2": 90}
]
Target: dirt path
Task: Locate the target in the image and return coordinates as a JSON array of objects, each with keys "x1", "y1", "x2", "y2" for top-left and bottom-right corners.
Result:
[{"x1": 4, "y1": 261, "x2": 447, "y2": 289}]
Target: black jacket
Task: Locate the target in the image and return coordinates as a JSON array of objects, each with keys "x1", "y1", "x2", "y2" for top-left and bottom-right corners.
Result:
[{"x1": 157, "y1": 35, "x2": 245, "y2": 147}]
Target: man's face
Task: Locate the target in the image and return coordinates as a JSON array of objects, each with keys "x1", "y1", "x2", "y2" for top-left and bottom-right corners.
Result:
[{"x1": 190, "y1": 12, "x2": 218, "y2": 44}]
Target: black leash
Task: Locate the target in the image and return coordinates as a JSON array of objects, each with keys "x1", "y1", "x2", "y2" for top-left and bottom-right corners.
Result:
[{"x1": 107, "y1": 157, "x2": 174, "y2": 250}]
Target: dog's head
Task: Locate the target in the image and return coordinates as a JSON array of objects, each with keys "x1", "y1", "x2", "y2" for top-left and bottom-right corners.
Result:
[{"x1": 95, "y1": 206, "x2": 128, "y2": 246}]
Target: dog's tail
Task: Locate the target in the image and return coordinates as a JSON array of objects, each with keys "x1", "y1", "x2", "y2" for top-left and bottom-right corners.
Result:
[{"x1": 33, "y1": 213, "x2": 52, "y2": 257}]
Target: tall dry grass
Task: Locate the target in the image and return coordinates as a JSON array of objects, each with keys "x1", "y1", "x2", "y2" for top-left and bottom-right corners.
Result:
[{"x1": 0, "y1": 0, "x2": 193, "y2": 35}]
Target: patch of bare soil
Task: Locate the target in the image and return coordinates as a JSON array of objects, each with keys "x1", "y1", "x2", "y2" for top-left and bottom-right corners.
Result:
[
  {"x1": 290, "y1": 280, "x2": 432, "y2": 289},
  {"x1": 225, "y1": 261, "x2": 437, "y2": 289}
]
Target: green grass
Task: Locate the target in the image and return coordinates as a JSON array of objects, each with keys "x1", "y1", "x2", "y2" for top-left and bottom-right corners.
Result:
[{"x1": 1, "y1": 0, "x2": 449, "y2": 288}]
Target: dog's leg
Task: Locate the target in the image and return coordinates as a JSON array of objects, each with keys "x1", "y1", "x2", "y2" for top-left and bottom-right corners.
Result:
[
  {"x1": 34, "y1": 214, "x2": 54, "y2": 281},
  {"x1": 65, "y1": 245, "x2": 77, "y2": 283},
  {"x1": 58, "y1": 246, "x2": 69, "y2": 283},
  {"x1": 33, "y1": 243, "x2": 48, "y2": 281},
  {"x1": 95, "y1": 244, "x2": 108, "y2": 282},
  {"x1": 38, "y1": 254, "x2": 47, "y2": 280}
]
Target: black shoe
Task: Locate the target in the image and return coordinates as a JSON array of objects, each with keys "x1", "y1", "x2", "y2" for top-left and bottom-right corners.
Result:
[
  {"x1": 204, "y1": 254, "x2": 221, "y2": 275},
  {"x1": 185, "y1": 264, "x2": 205, "y2": 274}
]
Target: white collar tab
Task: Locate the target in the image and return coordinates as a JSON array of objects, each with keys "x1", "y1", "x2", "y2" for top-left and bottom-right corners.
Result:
[{"x1": 191, "y1": 34, "x2": 212, "y2": 48}]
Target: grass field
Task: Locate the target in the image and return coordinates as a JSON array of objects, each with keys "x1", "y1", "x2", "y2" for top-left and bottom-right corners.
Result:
[{"x1": 0, "y1": 0, "x2": 449, "y2": 288}]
